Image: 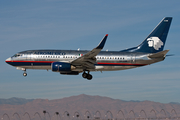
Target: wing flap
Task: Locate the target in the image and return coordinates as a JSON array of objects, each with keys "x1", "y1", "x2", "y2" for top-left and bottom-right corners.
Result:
[{"x1": 82, "y1": 61, "x2": 95, "y2": 69}]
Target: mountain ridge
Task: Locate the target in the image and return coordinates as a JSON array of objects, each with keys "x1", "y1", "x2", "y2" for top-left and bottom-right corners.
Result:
[
  {"x1": 0, "y1": 94, "x2": 180, "y2": 119},
  {"x1": 0, "y1": 94, "x2": 180, "y2": 105},
  {"x1": 0, "y1": 97, "x2": 34, "y2": 105}
]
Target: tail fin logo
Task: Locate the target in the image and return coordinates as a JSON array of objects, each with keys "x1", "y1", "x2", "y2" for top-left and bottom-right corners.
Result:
[{"x1": 147, "y1": 37, "x2": 164, "y2": 50}]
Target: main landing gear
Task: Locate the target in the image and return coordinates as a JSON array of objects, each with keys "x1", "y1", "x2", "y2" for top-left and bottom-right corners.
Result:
[{"x1": 82, "y1": 71, "x2": 92, "y2": 80}]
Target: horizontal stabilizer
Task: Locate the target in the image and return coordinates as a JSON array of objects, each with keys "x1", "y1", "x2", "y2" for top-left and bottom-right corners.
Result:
[
  {"x1": 148, "y1": 50, "x2": 169, "y2": 58},
  {"x1": 166, "y1": 54, "x2": 174, "y2": 57}
]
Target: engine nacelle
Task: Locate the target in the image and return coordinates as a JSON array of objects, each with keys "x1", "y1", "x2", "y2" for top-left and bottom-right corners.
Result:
[{"x1": 51, "y1": 62, "x2": 75, "y2": 72}]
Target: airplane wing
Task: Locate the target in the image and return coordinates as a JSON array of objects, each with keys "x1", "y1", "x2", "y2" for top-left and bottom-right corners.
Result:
[{"x1": 71, "y1": 34, "x2": 108, "y2": 69}]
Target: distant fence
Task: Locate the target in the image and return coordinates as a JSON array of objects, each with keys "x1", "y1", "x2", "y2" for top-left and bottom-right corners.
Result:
[{"x1": 1, "y1": 109, "x2": 180, "y2": 120}]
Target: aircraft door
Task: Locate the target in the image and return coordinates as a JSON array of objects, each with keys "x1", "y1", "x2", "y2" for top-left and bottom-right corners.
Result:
[
  {"x1": 25, "y1": 54, "x2": 31, "y2": 60},
  {"x1": 131, "y1": 54, "x2": 136, "y2": 63},
  {"x1": 20, "y1": 54, "x2": 27, "y2": 61}
]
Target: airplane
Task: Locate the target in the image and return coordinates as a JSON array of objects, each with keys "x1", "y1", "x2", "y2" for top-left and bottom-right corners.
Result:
[{"x1": 5, "y1": 17, "x2": 172, "y2": 80}]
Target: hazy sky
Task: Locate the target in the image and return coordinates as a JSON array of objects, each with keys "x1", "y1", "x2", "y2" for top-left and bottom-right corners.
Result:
[{"x1": 0, "y1": 0, "x2": 180, "y2": 103}]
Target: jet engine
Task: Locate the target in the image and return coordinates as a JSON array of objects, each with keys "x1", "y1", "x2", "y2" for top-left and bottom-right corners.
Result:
[{"x1": 51, "y1": 62, "x2": 76, "y2": 72}]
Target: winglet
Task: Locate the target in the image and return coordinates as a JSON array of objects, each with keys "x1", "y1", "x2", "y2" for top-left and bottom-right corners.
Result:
[{"x1": 96, "y1": 34, "x2": 108, "y2": 49}]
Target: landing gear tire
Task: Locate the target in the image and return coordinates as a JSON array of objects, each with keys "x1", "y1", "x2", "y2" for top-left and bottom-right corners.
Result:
[
  {"x1": 82, "y1": 72, "x2": 88, "y2": 78},
  {"x1": 82, "y1": 71, "x2": 92, "y2": 80},
  {"x1": 87, "y1": 74, "x2": 92, "y2": 80},
  {"x1": 23, "y1": 73, "x2": 27, "y2": 77}
]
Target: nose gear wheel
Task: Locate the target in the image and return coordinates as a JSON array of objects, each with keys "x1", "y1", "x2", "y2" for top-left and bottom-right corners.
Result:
[{"x1": 23, "y1": 69, "x2": 27, "y2": 77}]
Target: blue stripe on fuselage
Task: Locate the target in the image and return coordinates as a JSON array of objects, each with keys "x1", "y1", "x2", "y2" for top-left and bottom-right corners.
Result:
[
  {"x1": 6, "y1": 61, "x2": 147, "y2": 67},
  {"x1": 6, "y1": 61, "x2": 52, "y2": 66}
]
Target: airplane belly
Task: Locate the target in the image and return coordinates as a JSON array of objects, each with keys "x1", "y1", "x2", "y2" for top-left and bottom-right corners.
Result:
[
  {"x1": 6, "y1": 60, "x2": 52, "y2": 70},
  {"x1": 16, "y1": 65, "x2": 51, "y2": 70},
  {"x1": 95, "y1": 65, "x2": 138, "y2": 71}
]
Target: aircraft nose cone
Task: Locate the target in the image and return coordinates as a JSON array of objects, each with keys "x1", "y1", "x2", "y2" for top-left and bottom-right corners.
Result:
[{"x1": 5, "y1": 57, "x2": 11, "y2": 63}]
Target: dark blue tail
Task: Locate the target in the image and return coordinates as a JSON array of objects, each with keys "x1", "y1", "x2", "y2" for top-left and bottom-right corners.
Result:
[{"x1": 121, "y1": 17, "x2": 172, "y2": 53}]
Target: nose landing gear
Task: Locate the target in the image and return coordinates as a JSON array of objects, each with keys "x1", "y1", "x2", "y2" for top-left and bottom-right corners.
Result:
[
  {"x1": 23, "y1": 70, "x2": 27, "y2": 77},
  {"x1": 82, "y1": 71, "x2": 92, "y2": 80}
]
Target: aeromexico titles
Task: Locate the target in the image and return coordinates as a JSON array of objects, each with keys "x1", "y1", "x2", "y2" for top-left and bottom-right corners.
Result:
[{"x1": 6, "y1": 17, "x2": 172, "y2": 80}]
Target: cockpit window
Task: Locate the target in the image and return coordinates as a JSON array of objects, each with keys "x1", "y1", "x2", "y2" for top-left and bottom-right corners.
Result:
[{"x1": 11, "y1": 54, "x2": 20, "y2": 58}]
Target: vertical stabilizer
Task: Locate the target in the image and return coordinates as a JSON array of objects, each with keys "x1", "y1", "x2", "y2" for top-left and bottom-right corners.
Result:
[{"x1": 121, "y1": 17, "x2": 172, "y2": 53}]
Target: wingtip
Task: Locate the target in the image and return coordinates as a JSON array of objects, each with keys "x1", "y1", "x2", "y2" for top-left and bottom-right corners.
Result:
[{"x1": 96, "y1": 34, "x2": 108, "y2": 49}]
